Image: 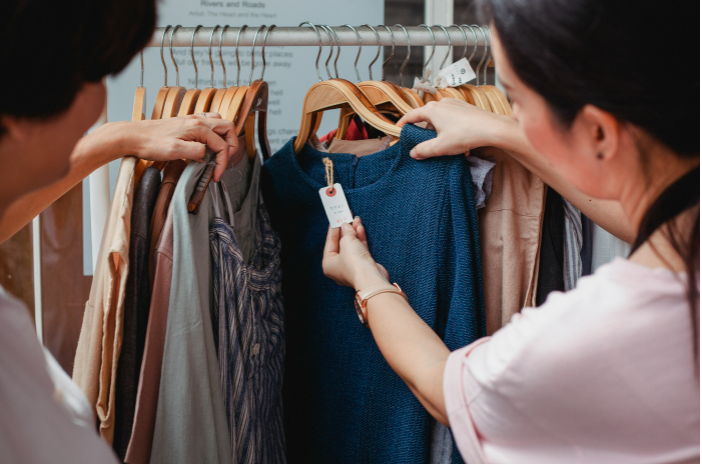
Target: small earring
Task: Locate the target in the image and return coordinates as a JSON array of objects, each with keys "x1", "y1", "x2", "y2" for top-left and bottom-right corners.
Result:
[{"x1": 597, "y1": 153, "x2": 604, "y2": 160}]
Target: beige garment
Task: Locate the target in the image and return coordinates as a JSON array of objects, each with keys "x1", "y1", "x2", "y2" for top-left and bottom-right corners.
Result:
[
  {"x1": 73, "y1": 156, "x2": 137, "y2": 444},
  {"x1": 328, "y1": 136, "x2": 392, "y2": 157},
  {"x1": 475, "y1": 147, "x2": 546, "y2": 335}
]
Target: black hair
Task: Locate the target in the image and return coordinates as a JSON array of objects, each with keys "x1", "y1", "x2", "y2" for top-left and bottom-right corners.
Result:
[
  {"x1": 0, "y1": 0, "x2": 157, "y2": 134},
  {"x1": 478, "y1": 0, "x2": 700, "y2": 360}
]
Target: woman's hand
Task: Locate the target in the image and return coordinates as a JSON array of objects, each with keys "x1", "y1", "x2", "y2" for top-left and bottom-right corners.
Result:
[
  {"x1": 322, "y1": 217, "x2": 390, "y2": 291},
  {"x1": 397, "y1": 98, "x2": 516, "y2": 160},
  {"x1": 106, "y1": 112, "x2": 238, "y2": 182}
]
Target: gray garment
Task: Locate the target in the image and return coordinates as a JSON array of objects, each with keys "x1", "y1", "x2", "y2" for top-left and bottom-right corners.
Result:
[
  {"x1": 563, "y1": 198, "x2": 583, "y2": 291},
  {"x1": 150, "y1": 151, "x2": 253, "y2": 464},
  {"x1": 430, "y1": 422, "x2": 453, "y2": 464},
  {"x1": 591, "y1": 223, "x2": 630, "y2": 271},
  {"x1": 465, "y1": 156, "x2": 496, "y2": 210}
]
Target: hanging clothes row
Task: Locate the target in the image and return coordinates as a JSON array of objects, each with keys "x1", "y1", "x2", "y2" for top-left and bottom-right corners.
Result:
[{"x1": 72, "y1": 22, "x2": 629, "y2": 464}]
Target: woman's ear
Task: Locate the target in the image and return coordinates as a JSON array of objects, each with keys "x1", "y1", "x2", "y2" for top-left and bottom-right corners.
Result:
[{"x1": 576, "y1": 104, "x2": 621, "y2": 162}]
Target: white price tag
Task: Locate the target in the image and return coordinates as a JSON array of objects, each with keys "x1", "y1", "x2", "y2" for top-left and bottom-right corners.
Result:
[
  {"x1": 319, "y1": 183, "x2": 353, "y2": 228},
  {"x1": 436, "y1": 58, "x2": 476, "y2": 88},
  {"x1": 412, "y1": 77, "x2": 438, "y2": 95}
]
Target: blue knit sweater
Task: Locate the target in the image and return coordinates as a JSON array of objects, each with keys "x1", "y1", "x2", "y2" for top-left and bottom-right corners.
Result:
[{"x1": 261, "y1": 124, "x2": 485, "y2": 464}]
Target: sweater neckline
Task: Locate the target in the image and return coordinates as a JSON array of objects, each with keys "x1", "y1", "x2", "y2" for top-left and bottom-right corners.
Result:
[{"x1": 285, "y1": 125, "x2": 413, "y2": 194}]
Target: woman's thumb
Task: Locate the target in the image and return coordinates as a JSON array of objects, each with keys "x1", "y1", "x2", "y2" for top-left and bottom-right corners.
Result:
[{"x1": 409, "y1": 139, "x2": 441, "y2": 160}]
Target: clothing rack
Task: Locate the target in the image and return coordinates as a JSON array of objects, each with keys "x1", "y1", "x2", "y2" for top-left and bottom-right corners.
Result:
[{"x1": 146, "y1": 25, "x2": 490, "y2": 48}]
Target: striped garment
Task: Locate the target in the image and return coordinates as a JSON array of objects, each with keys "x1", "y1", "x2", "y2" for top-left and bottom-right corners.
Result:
[
  {"x1": 562, "y1": 198, "x2": 583, "y2": 291},
  {"x1": 210, "y1": 199, "x2": 286, "y2": 464}
]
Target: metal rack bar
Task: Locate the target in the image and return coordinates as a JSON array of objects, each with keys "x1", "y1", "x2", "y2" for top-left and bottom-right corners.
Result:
[{"x1": 146, "y1": 25, "x2": 489, "y2": 48}]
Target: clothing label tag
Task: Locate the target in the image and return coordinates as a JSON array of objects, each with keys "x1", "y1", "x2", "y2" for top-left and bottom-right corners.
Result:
[
  {"x1": 413, "y1": 77, "x2": 438, "y2": 94},
  {"x1": 435, "y1": 58, "x2": 476, "y2": 88},
  {"x1": 319, "y1": 183, "x2": 353, "y2": 228}
]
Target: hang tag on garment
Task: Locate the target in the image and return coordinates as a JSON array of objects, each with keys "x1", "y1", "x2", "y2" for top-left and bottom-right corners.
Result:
[
  {"x1": 413, "y1": 77, "x2": 438, "y2": 95},
  {"x1": 436, "y1": 58, "x2": 476, "y2": 88},
  {"x1": 319, "y1": 183, "x2": 353, "y2": 228}
]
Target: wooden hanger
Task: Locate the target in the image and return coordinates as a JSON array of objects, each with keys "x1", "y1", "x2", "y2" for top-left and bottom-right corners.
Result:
[
  {"x1": 433, "y1": 26, "x2": 468, "y2": 103},
  {"x1": 194, "y1": 25, "x2": 224, "y2": 113},
  {"x1": 151, "y1": 26, "x2": 173, "y2": 119},
  {"x1": 162, "y1": 25, "x2": 186, "y2": 117},
  {"x1": 187, "y1": 79, "x2": 271, "y2": 214},
  {"x1": 187, "y1": 27, "x2": 275, "y2": 215},
  {"x1": 392, "y1": 24, "x2": 424, "y2": 109},
  {"x1": 294, "y1": 79, "x2": 401, "y2": 153},
  {"x1": 177, "y1": 26, "x2": 205, "y2": 117},
  {"x1": 132, "y1": 52, "x2": 147, "y2": 121},
  {"x1": 349, "y1": 25, "x2": 413, "y2": 115}
]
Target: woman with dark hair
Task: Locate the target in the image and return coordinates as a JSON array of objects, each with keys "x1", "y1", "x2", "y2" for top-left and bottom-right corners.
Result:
[
  {"x1": 0, "y1": 0, "x2": 237, "y2": 462},
  {"x1": 323, "y1": 0, "x2": 699, "y2": 462}
]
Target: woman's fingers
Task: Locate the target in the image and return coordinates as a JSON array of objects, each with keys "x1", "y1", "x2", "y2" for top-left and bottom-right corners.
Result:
[
  {"x1": 185, "y1": 123, "x2": 238, "y2": 182},
  {"x1": 188, "y1": 113, "x2": 239, "y2": 153},
  {"x1": 323, "y1": 225, "x2": 341, "y2": 257}
]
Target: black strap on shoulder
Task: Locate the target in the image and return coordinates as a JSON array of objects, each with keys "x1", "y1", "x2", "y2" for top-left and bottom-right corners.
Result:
[{"x1": 630, "y1": 165, "x2": 700, "y2": 254}]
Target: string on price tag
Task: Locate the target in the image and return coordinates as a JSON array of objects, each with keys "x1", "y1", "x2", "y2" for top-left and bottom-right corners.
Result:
[{"x1": 319, "y1": 158, "x2": 353, "y2": 228}]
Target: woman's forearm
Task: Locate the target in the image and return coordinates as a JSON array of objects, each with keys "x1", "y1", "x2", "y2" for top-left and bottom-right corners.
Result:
[
  {"x1": 0, "y1": 121, "x2": 131, "y2": 244},
  {"x1": 0, "y1": 113, "x2": 239, "y2": 245},
  {"x1": 359, "y1": 275, "x2": 451, "y2": 425},
  {"x1": 487, "y1": 116, "x2": 635, "y2": 243}
]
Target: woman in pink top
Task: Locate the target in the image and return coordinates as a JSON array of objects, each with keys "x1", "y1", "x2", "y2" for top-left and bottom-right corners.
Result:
[{"x1": 322, "y1": 0, "x2": 699, "y2": 463}]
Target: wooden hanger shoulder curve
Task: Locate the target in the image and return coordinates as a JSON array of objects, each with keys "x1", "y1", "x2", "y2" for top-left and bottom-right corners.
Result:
[
  {"x1": 132, "y1": 87, "x2": 146, "y2": 121},
  {"x1": 402, "y1": 88, "x2": 424, "y2": 108},
  {"x1": 162, "y1": 86, "x2": 186, "y2": 118},
  {"x1": 217, "y1": 86, "x2": 239, "y2": 116},
  {"x1": 178, "y1": 89, "x2": 202, "y2": 117},
  {"x1": 357, "y1": 81, "x2": 413, "y2": 115},
  {"x1": 194, "y1": 87, "x2": 218, "y2": 113},
  {"x1": 151, "y1": 86, "x2": 170, "y2": 120}
]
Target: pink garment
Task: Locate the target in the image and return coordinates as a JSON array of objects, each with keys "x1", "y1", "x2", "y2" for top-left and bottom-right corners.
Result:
[
  {"x1": 444, "y1": 258, "x2": 700, "y2": 464},
  {"x1": 124, "y1": 204, "x2": 175, "y2": 464}
]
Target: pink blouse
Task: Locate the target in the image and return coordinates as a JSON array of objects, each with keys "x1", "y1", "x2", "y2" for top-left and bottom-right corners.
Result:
[{"x1": 444, "y1": 258, "x2": 699, "y2": 463}]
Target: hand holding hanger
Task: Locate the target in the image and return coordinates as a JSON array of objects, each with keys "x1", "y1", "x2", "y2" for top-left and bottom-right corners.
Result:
[
  {"x1": 115, "y1": 113, "x2": 238, "y2": 181},
  {"x1": 396, "y1": 98, "x2": 506, "y2": 159}
]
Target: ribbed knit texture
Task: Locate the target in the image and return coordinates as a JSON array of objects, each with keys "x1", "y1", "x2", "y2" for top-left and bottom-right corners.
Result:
[{"x1": 261, "y1": 124, "x2": 485, "y2": 464}]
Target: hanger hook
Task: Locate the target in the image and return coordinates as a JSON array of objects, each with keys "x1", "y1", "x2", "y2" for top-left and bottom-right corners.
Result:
[
  {"x1": 249, "y1": 25, "x2": 266, "y2": 85},
  {"x1": 361, "y1": 25, "x2": 381, "y2": 81},
  {"x1": 235, "y1": 25, "x2": 247, "y2": 86},
  {"x1": 208, "y1": 26, "x2": 219, "y2": 88},
  {"x1": 260, "y1": 24, "x2": 275, "y2": 81},
  {"x1": 341, "y1": 25, "x2": 362, "y2": 83},
  {"x1": 318, "y1": 25, "x2": 334, "y2": 80},
  {"x1": 450, "y1": 24, "x2": 468, "y2": 61},
  {"x1": 160, "y1": 25, "x2": 172, "y2": 86},
  {"x1": 140, "y1": 50, "x2": 144, "y2": 87},
  {"x1": 461, "y1": 25, "x2": 479, "y2": 63},
  {"x1": 218, "y1": 25, "x2": 229, "y2": 87},
  {"x1": 481, "y1": 26, "x2": 493, "y2": 85},
  {"x1": 378, "y1": 25, "x2": 395, "y2": 81},
  {"x1": 169, "y1": 25, "x2": 181, "y2": 87},
  {"x1": 419, "y1": 25, "x2": 436, "y2": 82},
  {"x1": 394, "y1": 24, "x2": 410, "y2": 87},
  {"x1": 328, "y1": 27, "x2": 341, "y2": 78},
  {"x1": 435, "y1": 25, "x2": 452, "y2": 70},
  {"x1": 470, "y1": 24, "x2": 488, "y2": 86},
  {"x1": 191, "y1": 25, "x2": 202, "y2": 89},
  {"x1": 300, "y1": 22, "x2": 324, "y2": 82}
]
